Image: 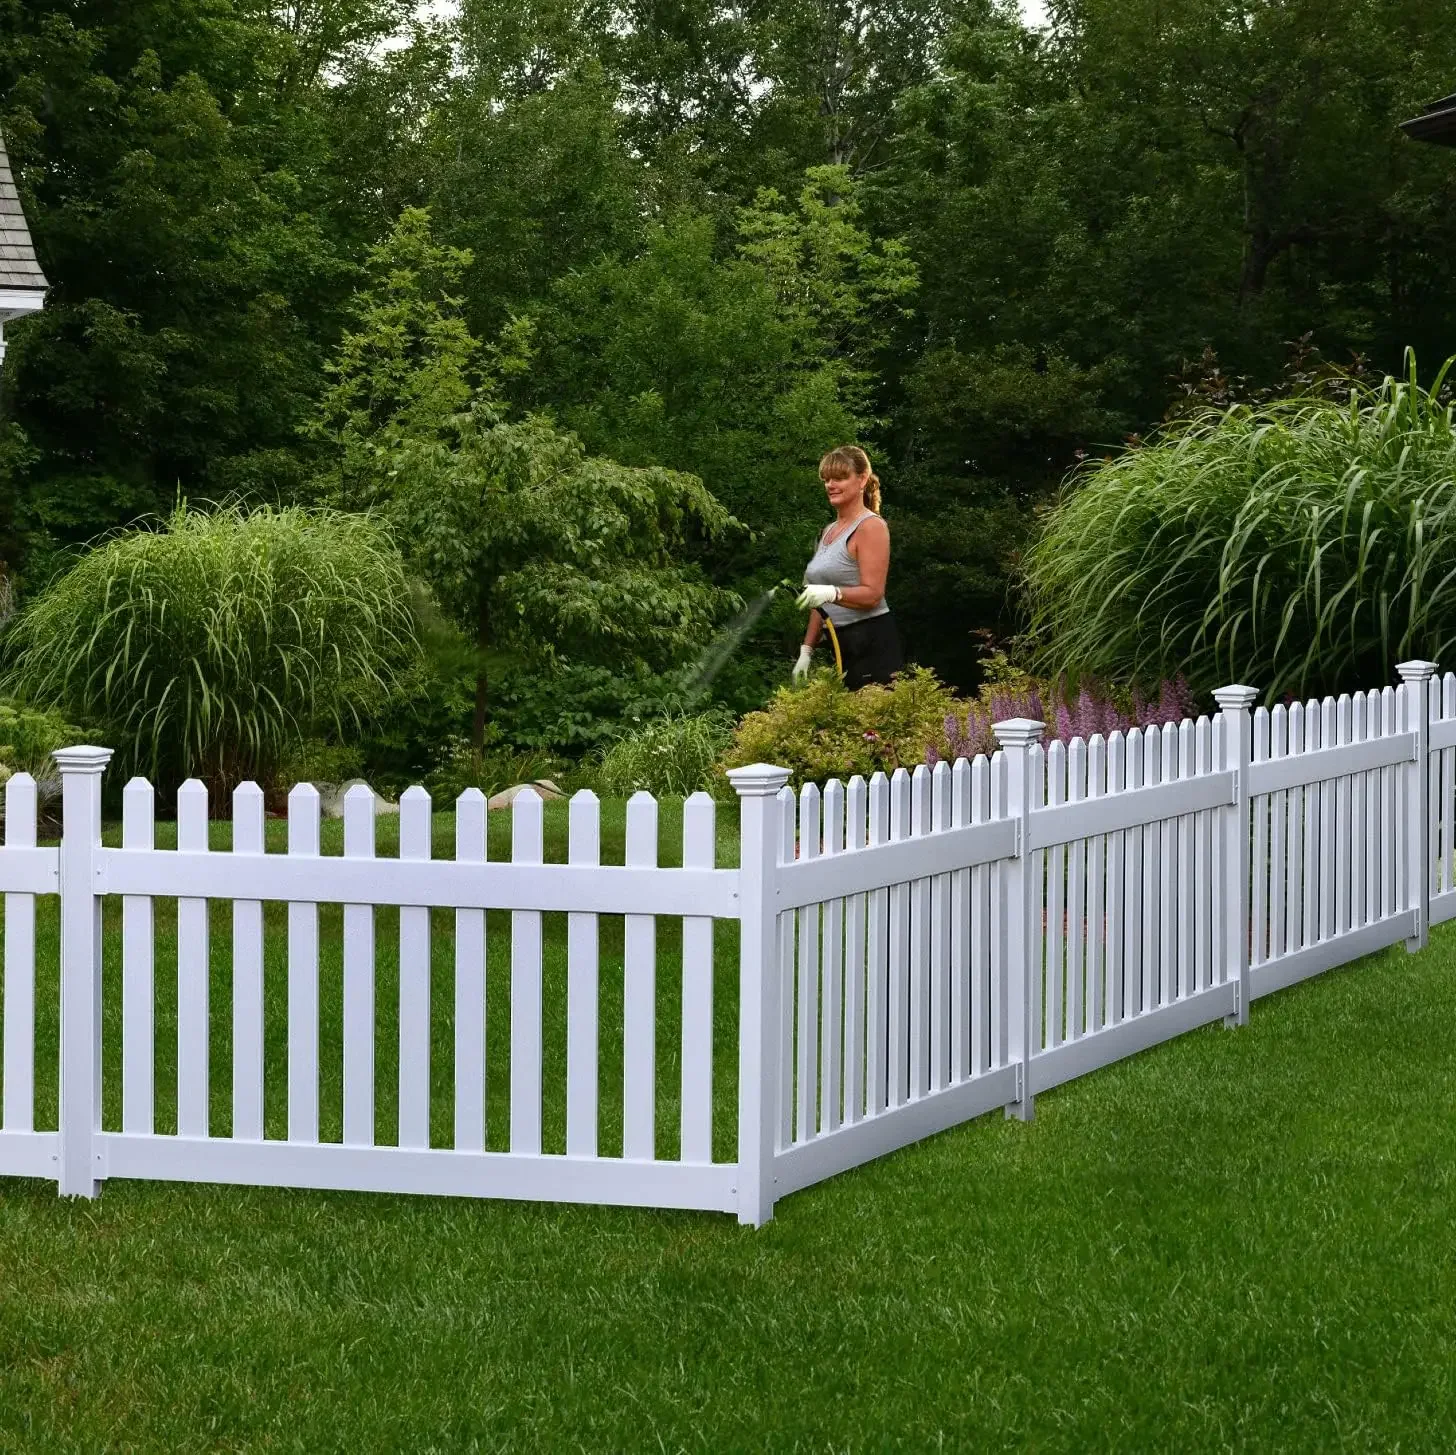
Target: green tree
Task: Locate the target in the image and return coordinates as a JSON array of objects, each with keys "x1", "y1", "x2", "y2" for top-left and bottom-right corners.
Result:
[
  {"x1": 526, "y1": 167, "x2": 914, "y2": 591},
  {"x1": 313, "y1": 207, "x2": 737, "y2": 759}
]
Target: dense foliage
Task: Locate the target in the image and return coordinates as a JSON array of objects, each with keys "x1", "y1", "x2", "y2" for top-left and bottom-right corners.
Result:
[
  {"x1": 1, "y1": 0, "x2": 1452, "y2": 708},
  {"x1": 3, "y1": 504, "x2": 418, "y2": 789},
  {"x1": 595, "y1": 711, "x2": 736, "y2": 799},
  {"x1": 1025, "y1": 362, "x2": 1456, "y2": 702},
  {"x1": 312, "y1": 208, "x2": 738, "y2": 759}
]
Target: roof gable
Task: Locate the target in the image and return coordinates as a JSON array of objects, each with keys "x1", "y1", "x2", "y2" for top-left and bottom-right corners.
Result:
[{"x1": 0, "y1": 129, "x2": 48, "y2": 293}]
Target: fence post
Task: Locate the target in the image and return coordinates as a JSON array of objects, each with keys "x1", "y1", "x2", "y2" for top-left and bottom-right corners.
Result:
[
  {"x1": 993, "y1": 718, "x2": 1044, "y2": 1122},
  {"x1": 728, "y1": 762, "x2": 792, "y2": 1227},
  {"x1": 53, "y1": 745, "x2": 113, "y2": 1198},
  {"x1": 1213, "y1": 686, "x2": 1258, "y2": 1026},
  {"x1": 1397, "y1": 660, "x2": 1438, "y2": 952}
]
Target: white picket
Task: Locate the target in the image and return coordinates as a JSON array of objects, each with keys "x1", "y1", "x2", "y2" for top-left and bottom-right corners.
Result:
[
  {"x1": 864, "y1": 773, "x2": 890, "y2": 1116},
  {"x1": 1288, "y1": 700, "x2": 1308, "y2": 952},
  {"x1": 971, "y1": 755, "x2": 992, "y2": 1072},
  {"x1": 512, "y1": 788, "x2": 546, "y2": 1156},
  {"x1": 231, "y1": 781, "x2": 265, "y2": 1142},
  {"x1": 776, "y1": 785, "x2": 797, "y2": 1142},
  {"x1": 1065, "y1": 741, "x2": 1087, "y2": 1040},
  {"x1": 1300, "y1": 701, "x2": 1319, "y2": 947},
  {"x1": 1334, "y1": 697, "x2": 1352, "y2": 938},
  {"x1": 1319, "y1": 697, "x2": 1336, "y2": 941},
  {"x1": 119, "y1": 777, "x2": 153, "y2": 1136},
  {"x1": 1086, "y1": 736, "x2": 1106, "y2": 1033},
  {"x1": 1106, "y1": 733, "x2": 1126, "y2": 1022},
  {"x1": 843, "y1": 774, "x2": 868, "y2": 1122},
  {"x1": 1029, "y1": 743, "x2": 1046, "y2": 1053},
  {"x1": 887, "y1": 769, "x2": 911, "y2": 1106},
  {"x1": 1269, "y1": 706, "x2": 1288, "y2": 962},
  {"x1": 1365, "y1": 690, "x2": 1380, "y2": 925},
  {"x1": 453, "y1": 789, "x2": 487, "y2": 1152},
  {"x1": 1140, "y1": 725, "x2": 1160, "y2": 1015},
  {"x1": 908, "y1": 764, "x2": 931, "y2": 1098},
  {"x1": 398, "y1": 786, "x2": 432, "y2": 1151},
  {"x1": 286, "y1": 784, "x2": 321, "y2": 1143},
  {"x1": 1178, "y1": 720, "x2": 1196, "y2": 992},
  {"x1": 342, "y1": 785, "x2": 376, "y2": 1147},
  {"x1": 821, "y1": 778, "x2": 845, "y2": 1128},
  {"x1": 567, "y1": 790, "x2": 601, "y2": 1158},
  {"x1": 1351, "y1": 694, "x2": 1367, "y2": 929},
  {"x1": 930, "y1": 760, "x2": 952, "y2": 1092},
  {"x1": 1250, "y1": 711, "x2": 1269, "y2": 966},
  {"x1": 1194, "y1": 719, "x2": 1213, "y2": 989},
  {"x1": 1159, "y1": 726, "x2": 1177, "y2": 1007},
  {"x1": 1383, "y1": 686, "x2": 1397, "y2": 918},
  {"x1": 1443, "y1": 675, "x2": 1456, "y2": 893},
  {"x1": 1124, "y1": 728, "x2": 1144, "y2": 1019},
  {"x1": 991, "y1": 752, "x2": 1007, "y2": 1066},
  {"x1": 949, "y1": 758, "x2": 971, "y2": 1079},
  {"x1": 681, "y1": 792, "x2": 715, "y2": 1161},
  {"x1": 1046, "y1": 740, "x2": 1066, "y2": 1048},
  {"x1": 795, "y1": 783, "x2": 821, "y2": 1139},
  {"x1": 2, "y1": 773, "x2": 38, "y2": 1133},
  {"x1": 177, "y1": 780, "x2": 210, "y2": 1138},
  {"x1": 1211, "y1": 713, "x2": 1228, "y2": 983}
]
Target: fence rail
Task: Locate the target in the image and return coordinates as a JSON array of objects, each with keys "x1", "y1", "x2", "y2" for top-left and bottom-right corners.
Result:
[{"x1": 0, "y1": 662, "x2": 1449, "y2": 1223}]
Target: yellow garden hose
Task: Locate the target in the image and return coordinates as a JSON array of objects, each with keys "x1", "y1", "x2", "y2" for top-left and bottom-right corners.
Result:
[{"x1": 821, "y1": 611, "x2": 844, "y2": 679}]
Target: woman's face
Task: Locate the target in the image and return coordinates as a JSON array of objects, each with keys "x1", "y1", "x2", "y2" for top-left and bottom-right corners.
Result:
[{"x1": 823, "y1": 470, "x2": 865, "y2": 510}]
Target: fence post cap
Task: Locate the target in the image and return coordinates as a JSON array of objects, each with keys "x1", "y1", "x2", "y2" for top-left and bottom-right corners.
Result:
[
  {"x1": 991, "y1": 717, "x2": 1045, "y2": 747},
  {"x1": 1396, "y1": 659, "x2": 1439, "y2": 682},
  {"x1": 50, "y1": 745, "x2": 113, "y2": 774},
  {"x1": 726, "y1": 763, "x2": 793, "y2": 797},
  {"x1": 1213, "y1": 685, "x2": 1259, "y2": 710}
]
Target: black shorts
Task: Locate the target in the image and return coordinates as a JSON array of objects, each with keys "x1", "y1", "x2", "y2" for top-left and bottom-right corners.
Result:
[{"x1": 826, "y1": 611, "x2": 904, "y2": 690}]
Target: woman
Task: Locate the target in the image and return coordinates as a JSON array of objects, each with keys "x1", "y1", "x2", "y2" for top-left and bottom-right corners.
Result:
[{"x1": 794, "y1": 445, "x2": 905, "y2": 690}]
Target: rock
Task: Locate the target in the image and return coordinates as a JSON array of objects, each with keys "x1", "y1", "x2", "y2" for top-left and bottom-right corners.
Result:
[
  {"x1": 487, "y1": 783, "x2": 538, "y2": 811},
  {"x1": 315, "y1": 779, "x2": 398, "y2": 819},
  {"x1": 486, "y1": 780, "x2": 566, "y2": 811}
]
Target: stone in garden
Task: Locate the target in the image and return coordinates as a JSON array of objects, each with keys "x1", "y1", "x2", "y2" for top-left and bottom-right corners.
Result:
[
  {"x1": 486, "y1": 780, "x2": 566, "y2": 811},
  {"x1": 315, "y1": 779, "x2": 399, "y2": 818}
]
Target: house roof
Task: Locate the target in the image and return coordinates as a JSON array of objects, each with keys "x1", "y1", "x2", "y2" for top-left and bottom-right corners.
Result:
[
  {"x1": 0, "y1": 129, "x2": 47, "y2": 293},
  {"x1": 1401, "y1": 92, "x2": 1456, "y2": 148}
]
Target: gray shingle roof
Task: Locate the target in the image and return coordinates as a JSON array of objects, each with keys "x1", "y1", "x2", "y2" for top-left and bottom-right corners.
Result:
[{"x1": 0, "y1": 129, "x2": 47, "y2": 293}]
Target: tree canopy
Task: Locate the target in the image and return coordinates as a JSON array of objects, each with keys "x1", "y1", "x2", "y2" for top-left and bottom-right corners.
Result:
[{"x1": 2, "y1": 0, "x2": 1455, "y2": 692}]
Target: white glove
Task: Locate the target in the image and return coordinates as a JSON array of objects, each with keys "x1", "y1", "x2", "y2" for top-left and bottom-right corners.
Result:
[
  {"x1": 797, "y1": 583, "x2": 839, "y2": 610},
  {"x1": 792, "y1": 644, "x2": 814, "y2": 679}
]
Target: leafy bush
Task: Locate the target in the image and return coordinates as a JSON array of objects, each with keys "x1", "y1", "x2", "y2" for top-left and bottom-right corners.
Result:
[
  {"x1": 0, "y1": 699, "x2": 85, "y2": 779},
  {"x1": 4, "y1": 504, "x2": 419, "y2": 791},
  {"x1": 595, "y1": 712, "x2": 735, "y2": 799},
  {"x1": 722, "y1": 668, "x2": 962, "y2": 787},
  {"x1": 1024, "y1": 357, "x2": 1456, "y2": 702},
  {"x1": 276, "y1": 739, "x2": 367, "y2": 789}
]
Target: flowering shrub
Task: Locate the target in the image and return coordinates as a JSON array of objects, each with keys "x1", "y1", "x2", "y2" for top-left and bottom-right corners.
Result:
[{"x1": 933, "y1": 673, "x2": 1199, "y2": 765}]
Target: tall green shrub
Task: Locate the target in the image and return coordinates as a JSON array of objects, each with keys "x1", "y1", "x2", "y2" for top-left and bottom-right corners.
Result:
[
  {"x1": 4, "y1": 504, "x2": 418, "y2": 790},
  {"x1": 1023, "y1": 358, "x2": 1456, "y2": 701}
]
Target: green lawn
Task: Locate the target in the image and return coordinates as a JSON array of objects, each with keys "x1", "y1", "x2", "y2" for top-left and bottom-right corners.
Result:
[{"x1": 2, "y1": 802, "x2": 1456, "y2": 1448}]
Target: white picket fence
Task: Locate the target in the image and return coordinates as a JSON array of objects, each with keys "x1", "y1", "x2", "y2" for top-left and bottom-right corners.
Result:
[{"x1": 0, "y1": 662, "x2": 1450, "y2": 1225}]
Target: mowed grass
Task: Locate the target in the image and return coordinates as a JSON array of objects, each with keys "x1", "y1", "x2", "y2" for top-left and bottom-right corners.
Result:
[{"x1": 2, "y1": 798, "x2": 1456, "y2": 1448}]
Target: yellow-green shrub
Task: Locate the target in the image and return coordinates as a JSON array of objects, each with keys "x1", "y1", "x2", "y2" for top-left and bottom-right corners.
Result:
[{"x1": 721, "y1": 667, "x2": 965, "y2": 788}]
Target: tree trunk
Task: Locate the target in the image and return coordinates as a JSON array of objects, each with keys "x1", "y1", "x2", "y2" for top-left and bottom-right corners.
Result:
[{"x1": 471, "y1": 593, "x2": 490, "y2": 769}]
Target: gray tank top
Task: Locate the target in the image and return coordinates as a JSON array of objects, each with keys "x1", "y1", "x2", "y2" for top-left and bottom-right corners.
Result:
[{"x1": 804, "y1": 514, "x2": 889, "y2": 627}]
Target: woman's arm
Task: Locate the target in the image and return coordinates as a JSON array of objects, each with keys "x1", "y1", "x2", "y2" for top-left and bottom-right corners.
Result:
[
  {"x1": 803, "y1": 611, "x2": 823, "y2": 648},
  {"x1": 842, "y1": 517, "x2": 889, "y2": 609}
]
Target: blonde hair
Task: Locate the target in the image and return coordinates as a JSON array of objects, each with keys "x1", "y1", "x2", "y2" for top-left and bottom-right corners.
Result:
[{"x1": 819, "y1": 445, "x2": 881, "y2": 513}]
